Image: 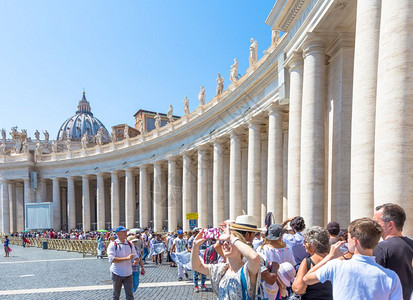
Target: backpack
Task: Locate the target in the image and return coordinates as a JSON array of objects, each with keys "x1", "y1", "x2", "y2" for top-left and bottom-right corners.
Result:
[
  {"x1": 203, "y1": 246, "x2": 218, "y2": 264},
  {"x1": 113, "y1": 241, "x2": 132, "y2": 252}
]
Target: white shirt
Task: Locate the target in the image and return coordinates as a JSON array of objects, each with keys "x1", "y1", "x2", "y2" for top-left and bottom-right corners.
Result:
[
  {"x1": 173, "y1": 237, "x2": 187, "y2": 253},
  {"x1": 107, "y1": 239, "x2": 138, "y2": 277}
]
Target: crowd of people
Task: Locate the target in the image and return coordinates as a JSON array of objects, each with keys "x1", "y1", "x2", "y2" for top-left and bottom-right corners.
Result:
[{"x1": 3, "y1": 202, "x2": 412, "y2": 300}]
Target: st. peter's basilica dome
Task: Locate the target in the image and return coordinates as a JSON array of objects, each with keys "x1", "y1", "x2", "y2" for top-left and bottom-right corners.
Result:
[{"x1": 57, "y1": 91, "x2": 110, "y2": 142}]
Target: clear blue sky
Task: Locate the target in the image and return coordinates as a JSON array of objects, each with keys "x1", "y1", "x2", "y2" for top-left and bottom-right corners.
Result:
[{"x1": 0, "y1": 1, "x2": 275, "y2": 139}]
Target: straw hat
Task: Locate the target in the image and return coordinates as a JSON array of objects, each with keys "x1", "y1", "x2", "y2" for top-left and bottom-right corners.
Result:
[
  {"x1": 229, "y1": 215, "x2": 262, "y2": 233},
  {"x1": 277, "y1": 262, "x2": 296, "y2": 286},
  {"x1": 127, "y1": 235, "x2": 139, "y2": 243}
]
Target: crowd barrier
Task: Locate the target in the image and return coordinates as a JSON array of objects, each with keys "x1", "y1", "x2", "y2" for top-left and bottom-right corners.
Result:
[{"x1": 1, "y1": 235, "x2": 110, "y2": 258}]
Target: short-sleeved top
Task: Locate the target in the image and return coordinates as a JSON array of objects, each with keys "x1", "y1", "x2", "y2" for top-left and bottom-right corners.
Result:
[
  {"x1": 282, "y1": 232, "x2": 307, "y2": 265},
  {"x1": 187, "y1": 236, "x2": 195, "y2": 249},
  {"x1": 374, "y1": 236, "x2": 413, "y2": 300},
  {"x1": 316, "y1": 254, "x2": 403, "y2": 300},
  {"x1": 4, "y1": 238, "x2": 9, "y2": 247},
  {"x1": 210, "y1": 262, "x2": 256, "y2": 300},
  {"x1": 107, "y1": 239, "x2": 138, "y2": 277},
  {"x1": 173, "y1": 237, "x2": 187, "y2": 253}
]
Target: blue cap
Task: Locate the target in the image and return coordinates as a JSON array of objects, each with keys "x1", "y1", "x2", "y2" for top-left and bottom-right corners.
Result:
[
  {"x1": 115, "y1": 226, "x2": 128, "y2": 233},
  {"x1": 177, "y1": 229, "x2": 183, "y2": 234}
]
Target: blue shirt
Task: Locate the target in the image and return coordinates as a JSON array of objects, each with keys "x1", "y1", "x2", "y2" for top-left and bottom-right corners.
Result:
[
  {"x1": 282, "y1": 232, "x2": 307, "y2": 265},
  {"x1": 316, "y1": 254, "x2": 403, "y2": 300}
]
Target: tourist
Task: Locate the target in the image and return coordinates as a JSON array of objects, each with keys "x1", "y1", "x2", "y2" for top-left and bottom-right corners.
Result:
[
  {"x1": 97, "y1": 233, "x2": 104, "y2": 259},
  {"x1": 141, "y1": 228, "x2": 150, "y2": 263},
  {"x1": 252, "y1": 232, "x2": 264, "y2": 251},
  {"x1": 166, "y1": 232, "x2": 176, "y2": 267},
  {"x1": 152, "y1": 234, "x2": 165, "y2": 265},
  {"x1": 259, "y1": 223, "x2": 296, "y2": 299},
  {"x1": 127, "y1": 235, "x2": 145, "y2": 293},
  {"x1": 326, "y1": 221, "x2": 340, "y2": 245},
  {"x1": 373, "y1": 203, "x2": 413, "y2": 300},
  {"x1": 303, "y1": 218, "x2": 402, "y2": 299},
  {"x1": 191, "y1": 223, "x2": 261, "y2": 299},
  {"x1": 188, "y1": 228, "x2": 206, "y2": 292},
  {"x1": 291, "y1": 226, "x2": 333, "y2": 300},
  {"x1": 107, "y1": 226, "x2": 140, "y2": 300},
  {"x1": 282, "y1": 216, "x2": 307, "y2": 266},
  {"x1": 3, "y1": 235, "x2": 10, "y2": 257},
  {"x1": 170, "y1": 229, "x2": 189, "y2": 280}
]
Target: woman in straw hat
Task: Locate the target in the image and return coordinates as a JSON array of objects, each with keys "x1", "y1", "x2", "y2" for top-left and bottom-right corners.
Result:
[{"x1": 191, "y1": 223, "x2": 261, "y2": 299}]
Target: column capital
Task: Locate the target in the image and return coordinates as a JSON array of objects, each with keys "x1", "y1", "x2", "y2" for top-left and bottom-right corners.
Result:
[
  {"x1": 302, "y1": 34, "x2": 326, "y2": 58},
  {"x1": 248, "y1": 118, "x2": 263, "y2": 129},
  {"x1": 213, "y1": 136, "x2": 227, "y2": 146},
  {"x1": 197, "y1": 144, "x2": 211, "y2": 153},
  {"x1": 167, "y1": 155, "x2": 179, "y2": 163},
  {"x1": 125, "y1": 167, "x2": 136, "y2": 174},
  {"x1": 229, "y1": 128, "x2": 244, "y2": 139},
  {"x1": 267, "y1": 104, "x2": 283, "y2": 116},
  {"x1": 81, "y1": 174, "x2": 91, "y2": 179},
  {"x1": 285, "y1": 50, "x2": 304, "y2": 71},
  {"x1": 111, "y1": 170, "x2": 121, "y2": 175}
]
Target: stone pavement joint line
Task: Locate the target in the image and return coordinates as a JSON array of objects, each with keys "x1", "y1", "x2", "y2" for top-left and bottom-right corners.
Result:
[
  {"x1": 0, "y1": 257, "x2": 96, "y2": 264},
  {"x1": 0, "y1": 280, "x2": 207, "y2": 295}
]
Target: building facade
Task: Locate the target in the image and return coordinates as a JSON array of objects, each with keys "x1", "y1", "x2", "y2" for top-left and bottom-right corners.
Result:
[{"x1": 1, "y1": 0, "x2": 412, "y2": 235}]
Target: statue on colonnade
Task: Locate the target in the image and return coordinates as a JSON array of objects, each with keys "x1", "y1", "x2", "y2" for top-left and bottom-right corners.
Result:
[
  {"x1": 155, "y1": 113, "x2": 161, "y2": 130},
  {"x1": 81, "y1": 132, "x2": 88, "y2": 149},
  {"x1": 43, "y1": 130, "x2": 49, "y2": 143},
  {"x1": 66, "y1": 137, "x2": 72, "y2": 151},
  {"x1": 249, "y1": 38, "x2": 258, "y2": 66},
  {"x1": 95, "y1": 129, "x2": 103, "y2": 146},
  {"x1": 34, "y1": 130, "x2": 40, "y2": 141},
  {"x1": 51, "y1": 140, "x2": 57, "y2": 153},
  {"x1": 271, "y1": 30, "x2": 280, "y2": 45},
  {"x1": 183, "y1": 97, "x2": 190, "y2": 115},
  {"x1": 124, "y1": 125, "x2": 129, "y2": 139},
  {"x1": 198, "y1": 86, "x2": 205, "y2": 106},
  {"x1": 167, "y1": 105, "x2": 174, "y2": 123},
  {"x1": 216, "y1": 73, "x2": 224, "y2": 96},
  {"x1": 1, "y1": 128, "x2": 6, "y2": 143},
  {"x1": 111, "y1": 129, "x2": 116, "y2": 142},
  {"x1": 138, "y1": 117, "x2": 144, "y2": 134},
  {"x1": 230, "y1": 58, "x2": 239, "y2": 83}
]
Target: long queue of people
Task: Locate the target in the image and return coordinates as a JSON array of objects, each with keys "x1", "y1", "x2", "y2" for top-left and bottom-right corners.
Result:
[{"x1": 187, "y1": 202, "x2": 412, "y2": 300}]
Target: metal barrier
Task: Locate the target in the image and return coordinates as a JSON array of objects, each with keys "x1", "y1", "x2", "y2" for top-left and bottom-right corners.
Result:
[{"x1": 2, "y1": 236, "x2": 110, "y2": 258}]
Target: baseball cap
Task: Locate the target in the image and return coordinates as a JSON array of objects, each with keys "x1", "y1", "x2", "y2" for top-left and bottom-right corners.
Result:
[
  {"x1": 114, "y1": 226, "x2": 128, "y2": 233},
  {"x1": 177, "y1": 229, "x2": 183, "y2": 234}
]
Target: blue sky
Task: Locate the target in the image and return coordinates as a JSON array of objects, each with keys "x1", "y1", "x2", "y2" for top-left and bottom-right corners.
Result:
[{"x1": 0, "y1": 1, "x2": 275, "y2": 139}]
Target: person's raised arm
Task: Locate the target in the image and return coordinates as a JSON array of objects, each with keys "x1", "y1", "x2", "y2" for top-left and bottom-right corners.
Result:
[{"x1": 190, "y1": 230, "x2": 210, "y2": 276}]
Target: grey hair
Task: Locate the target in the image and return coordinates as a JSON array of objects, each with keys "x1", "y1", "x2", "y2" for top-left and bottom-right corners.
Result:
[{"x1": 304, "y1": 226, "x2": 330, "y2": 254}]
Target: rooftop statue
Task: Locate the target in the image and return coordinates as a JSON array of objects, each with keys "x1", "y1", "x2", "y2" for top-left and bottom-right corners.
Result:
[
  {"x1": 272, "y1": 30, "x2": 280, "y2": 44},
  {"x1": 81, "y1": 132, "x2": 88, "y2": 149},
  {"x1": 230, "y1": 58, "x2": 239, "y2": 83},
  {"x1": 0, "y1": 142, "x2": 6, "y2": 155},
  {"x1": 167, "y1": 105, "x2": 174, "y2": 122},
  {"x1": 124, "y1": 125, "x2": 129, "y2": 139},
  {"x1": 51, "y1": 140, "x2": 57, "y2": 153},
  {"x1": 22, "y1": 140, "x2": 29, "y2": 154},
  {"x1": 183, "y1": 97, "x2": 190, "y2": 115},
  {"x1": 95, "y1": 129, "x2": 102, "y2": 146},
  {"x1": 249, "y1": 38, "x2": 258, "y2": 66},
  {"x1": 1, "y1": 128, "x2": 5, "y2": 142},
  {"x1": 111, "y1": 129, "x2": 116, "y2": 142},
  {"x1": 155, "y1": 113, "x2": 161, "y2": 130},
  {"x1": 198, "y1": 86, "x2": 205, "y2": 106},
  {"x1": 216, "y1": 73, "x2": 224, "y2": 96},
  {"x1": 43, "y1": 130, "x2": 49, "y2": 143},
  {"x1": 138, "y1": 117, "x2": 144, "y2": 134},
  {"x1": 66, "y1": 137, "x2": 72, "y2": 151},
  {"x1": 34, "y1": 130, "x2": 40, "y2": 141}
]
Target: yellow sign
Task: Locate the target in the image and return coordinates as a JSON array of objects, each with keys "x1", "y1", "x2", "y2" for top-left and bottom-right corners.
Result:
[{"x1": 186, "y1": 213, "x2": 198, "y2": 220}]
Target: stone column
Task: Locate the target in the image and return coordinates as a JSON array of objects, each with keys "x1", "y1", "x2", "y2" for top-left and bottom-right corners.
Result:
[
  {"x1": 182, "y1": 153, "x2": 192, "y2": 231},
  {"x1": 213, "y1": 139, "x2": 225, "y2": 226},
  {"x1": 153, "y1": 162, "x2": 163, "y2": 232},
  {"x1": 261, "y1": 136, "x2": 268, "y2": 227},
  {"x1": 67, "y1": 176, "x2": 76, "y2": 230},
  {"x1": 283, "y1": 128, "x2": 289, "y2": 220},
  {"x1": 168, "y1": 158, "x2": 178, "y2": 231},
  {"x1": 229, "y1": 130, "x2": 242, "y2": 220},
  {"x1": 375, "y1": 0, "x2": 413, "y2": 235},
  {"x1": 197, "y1": 146, "x2": 209, "y2": 228},
  {"x1": 24, "y1": 178, "x2": 33, "y2": 204},
  {"x1": 350, "y1": 0, "x2": 381, "y2": 220},
  {"x1": 248, "y1": 120, "x2": 262, "y2": 224},
  {"x1": 301, "y1": 35, "x2": 326, "y2": 227},
  {"x1": 241, "y1": 144, "x2": 248, "y2": 213},
  {"x1": 224, "y1": 150, "x2": 230, "y2": 220},
  {"x1": 111, "y1": 171, "x2": 120, "y2": 229},
  {"x1": 16, "y1": 183, "x2": 24, "y2": 232},
  {"x1": 267, "y1": 106, "x2": 283, "y2": 222},
  {"x1": 8, "y1": 182, "x2": 16, "y2": 233},
  {"x1": 82, "y1": 175, "x2": 91, "y2": 231},
  {"x1": 96, "y1": 173, "x2": 105, "y2": 230},
  {"x1": 125, "y1": 168, "x2": 135, "y2": 229},
  {"x1": 139, "y1": 166, "x2": 149, "y2": 228},
  {"x1": 1, "y1": 181, "x2": 9, "y2": 233},
  {"x1": 52, "y1": 178, "x2": 61, "y2": 230},
  {"x1": 286, "y1": 51, "x2": 304, "y2": 217}
]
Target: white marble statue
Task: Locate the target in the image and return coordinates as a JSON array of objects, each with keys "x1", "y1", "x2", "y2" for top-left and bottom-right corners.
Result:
[
  {"x1": 43, "y1": 130, "x2": 49, "y2": 143},
  {"x1": 272, "y1": 30, "x2": 280, "y2": 44},
  {"x1": 96, "y1": 130, "x2": 102, "y2": 146},
  {"x1": 230, "y1": 58, "x2": 239, "y2": 83},
  {"x1": 51, "y1": 140, "x2": 57, "y2": 153},
  {"x1": 167, "y1": 105, "x2": 174, "y2": 122},
  {"x1": 138, "y1": 117, "x2": 144, "y2": 134},
  {"x1": 35, "y1": 141, "x2": 42, "y2": 156},
  {"x1": 124, "y1": 125, "x2": 129, "y2": 139},
  {"x1": 183, "y1": 97, "x2": 190, "y2": 115},
  {"x1": 0, "y1": 142, "x2": 6, "y2": 155},
  {"x1": 1, "y1": 128, "x2": 6, "y2": 142},
  {"x1": 34, "y1": 130, "x2": 40, "y2": 141},
  {"x1": 111, "y1": 129, "x2": 116, "y2": 142},
  {"x1": 81, "y1": 132, "x2": 88, "y2": 149},
  {"x1": 198, "y1": 86, "x2": 205, "y2": 106},
  {"x1": 249, "y1": 38, "x2": 258, "y2": 66},
  {"x1": 66, "y1": 137, "x2": 72, "y2": 151},
  {"x1": 155, "y1": 113, "x2": 161, "y2": 130},
  {"x1": 216, "y1": 73, "x2": 224, "y2": 96},
  {"x1": 22, "y1": 140, "x2": 29, "y2": 154}
]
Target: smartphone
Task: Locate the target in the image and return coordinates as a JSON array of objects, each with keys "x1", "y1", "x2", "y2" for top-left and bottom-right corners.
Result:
[{"x1": 202, "y1": 228, "x2": 220, "y2": 239}]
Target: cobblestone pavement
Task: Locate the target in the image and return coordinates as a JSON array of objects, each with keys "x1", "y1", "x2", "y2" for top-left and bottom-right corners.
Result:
[{"x1": 0, "y1": 245, "x2": 215, "y2": 299}]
